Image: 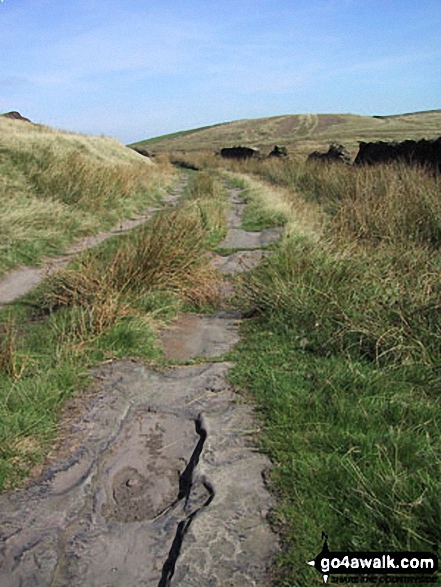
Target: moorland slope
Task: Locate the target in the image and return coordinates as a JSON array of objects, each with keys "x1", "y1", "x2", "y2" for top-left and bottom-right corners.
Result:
[
  {"x1": 0, "y1": 115, "x2": 175, "y2": 275},
  {"x1": 132, "y1": 109, "x2": 441, "y2": 158}
]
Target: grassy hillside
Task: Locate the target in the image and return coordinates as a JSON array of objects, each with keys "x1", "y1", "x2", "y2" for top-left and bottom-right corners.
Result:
[
  {"x1": 132, "y1": 110, "x2": 441, "y2": 158},
  {"x1": 0, "y1": 116, "x2": 176, "y2": 275}
]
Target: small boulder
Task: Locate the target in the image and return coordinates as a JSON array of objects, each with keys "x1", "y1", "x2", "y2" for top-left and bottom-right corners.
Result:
[
  {"x1": 269, "y1": 145, "x2": 288, "y2": 158},
  {"x1": 307, "y1": 143, "x2": 351, "y2": 164}
]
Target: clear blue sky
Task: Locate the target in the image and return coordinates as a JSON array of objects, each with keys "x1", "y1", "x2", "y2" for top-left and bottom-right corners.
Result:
[{"x1": 1, "y1": 0, "x2": 441, "y2": 143}]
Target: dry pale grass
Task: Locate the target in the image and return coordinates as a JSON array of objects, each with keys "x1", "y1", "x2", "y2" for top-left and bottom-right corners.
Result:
[
  {"x1": 43, "y1": 206, "x2": 223, "y2": 347},
  {"x1": 225, "y1": 171, "x2": 324, "y2": 240},
  {"x1": 0, "y1": 117, "x2": 177, "y2": 275},
  {"x1": 229, "y1": 159, "x2": 441, "y2": 369},
  {"x1": 224, "y1": 158, "x2": 441, "y2": 248},
  {"x1": 0, "y1": 117, "x2": 153, "y2": 166},
  {"x1": 330, "y1": 164, "x2": 441, "y2": 247}
]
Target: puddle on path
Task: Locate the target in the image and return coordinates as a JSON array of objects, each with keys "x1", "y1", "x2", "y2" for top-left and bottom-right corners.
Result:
[{"x1": 159, "y1": 312, "x2": 241, "y2": 362}]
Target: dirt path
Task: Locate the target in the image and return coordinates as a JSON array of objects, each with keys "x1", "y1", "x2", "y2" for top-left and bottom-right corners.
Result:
[
  {"x1": 0, "y1": 184, "x2": 281, "y2": 586},
  {"x1": 0, "y1": 177, "x2": 187, "y2": 308}
]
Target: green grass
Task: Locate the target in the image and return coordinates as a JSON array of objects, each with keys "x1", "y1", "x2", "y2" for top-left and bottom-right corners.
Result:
[
  {"x1": 229, "y1": 320, "x2": 440, "y2": 586},
  {"x1": 0, "y1": 301, "x2": 163, "y2": 489}
]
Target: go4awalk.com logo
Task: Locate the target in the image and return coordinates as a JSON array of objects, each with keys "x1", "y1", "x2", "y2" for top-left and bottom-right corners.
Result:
[{"x1": 308, "y1": 533, "x2": 439, "y2": 584}]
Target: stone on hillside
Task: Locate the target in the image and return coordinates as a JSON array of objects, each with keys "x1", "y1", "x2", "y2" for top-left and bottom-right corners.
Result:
[{"x1": 307, "y1": 143, "x2": 351, "y2": 164}]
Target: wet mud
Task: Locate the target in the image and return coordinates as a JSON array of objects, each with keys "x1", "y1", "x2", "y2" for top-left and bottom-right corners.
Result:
[{"x1": 159, "y1": 312, "x2": 241, "y2": 361}]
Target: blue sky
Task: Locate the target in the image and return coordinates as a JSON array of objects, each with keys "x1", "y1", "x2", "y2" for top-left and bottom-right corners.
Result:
[{"x1": 1, "y1": 0, "x2": 441, "y2": 143}]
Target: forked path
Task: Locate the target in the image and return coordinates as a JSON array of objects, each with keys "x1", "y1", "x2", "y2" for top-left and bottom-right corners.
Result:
[
  {"x1": 0, "y1": 177, "x2": 186, "y2": 308},
  {"x1": 0, "y1": 186, "x2": 280, "y2": 586}
]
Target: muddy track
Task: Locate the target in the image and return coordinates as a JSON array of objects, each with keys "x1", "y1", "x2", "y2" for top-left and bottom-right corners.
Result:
[
  {"x1": 0, "y1": 184, "x2": 280, "y2": 586},
  {"x1": 0, "y1": 176, "x2": 187, "y2": 308}
]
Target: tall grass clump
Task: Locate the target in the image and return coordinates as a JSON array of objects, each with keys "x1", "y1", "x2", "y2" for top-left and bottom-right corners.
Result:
[
  {"x1": 184, "y1": 171, "x2": 228, "y2": 245},
  {"x1": 238, "y1": 237, "x2": 441, "y2": 368},
  {"x1": 0, "y1": 174, "x2": 225, "y2": 489},
  {"x1": 44, "y1": 205, "x2": 223, "y2": 335},
  {"x1": 222, "y1": 157, "x2": 441, "y2": 245},
  {"x1": 331, "y1": 164, "x2": 441, "y2": 247},
  {"x1": 237, "y1": 161, "x2": 441, "y2": 368},
  {"x1": 0, "y1": 117, "x2": 176, "y2": 275}
]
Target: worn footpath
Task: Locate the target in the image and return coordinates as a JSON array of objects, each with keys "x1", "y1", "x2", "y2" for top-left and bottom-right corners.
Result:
[
  {"x1": 0, "y1": 184, "x2": 281, "y2": 586},
  {"x1": 0, "y1": 178, "x2": 186, "y2": 308}
]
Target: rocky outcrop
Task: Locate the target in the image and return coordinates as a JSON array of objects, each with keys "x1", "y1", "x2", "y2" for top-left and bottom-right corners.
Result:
[
  {"x1": 269, "y1": 145, "x2": 288, "y2": 158},
  {"x1": 2, "y1": 111, "x2": 32, "y2": 123},
  {"x1": 307, "y1": 143, "x2": 351, "y2": 164},
  {"x1": 354, "y1": 137, "x2": 441, "y2": 172},
  {"x1": 130, "y1": 145, "x2": 152, "y2": 158},
  {"x1": 220, "y1": 146, "x2": 259, "y2": 160}
]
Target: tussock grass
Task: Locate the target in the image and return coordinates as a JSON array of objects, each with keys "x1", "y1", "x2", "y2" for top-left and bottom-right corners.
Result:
[
  {"x1": 0, "y1": 117, "x2": 176, "y2": 275},
  {"x1": 231, "y1": 158, "x2": 441, "y2": 248},
  {"x1": 238, "y1": 238, "x2": 441, "y2": 368},
  {"x1": 185, "y1": 171, "x2": 229, "y2": 245},
  {"x1": 42, "y1": 207, "x2": 223, "y2": 343}
]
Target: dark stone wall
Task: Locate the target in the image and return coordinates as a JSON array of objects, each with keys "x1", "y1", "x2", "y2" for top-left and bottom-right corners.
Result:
[
  {"x1": 354, "y1": 137, "x2": 441, "y2": 172},
  {"x1": 220, "y1": 146, "x2": 259, "y2": 160}
]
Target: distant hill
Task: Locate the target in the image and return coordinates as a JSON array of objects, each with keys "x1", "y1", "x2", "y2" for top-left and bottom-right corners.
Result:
[{"x1": 132, "y1": 110, "x2": 441, "y2": 158}]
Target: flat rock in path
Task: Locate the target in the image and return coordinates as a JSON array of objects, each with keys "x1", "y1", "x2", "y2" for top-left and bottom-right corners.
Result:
[
  {"x1": 159, "y1": 312, "x2": 241, "y2": 361},
  {"x1": 0, "y1": 361, "x2": 278, "y2": 587},
  {"x1": 227, "y1": 188, "x2": 246, "y2": 228},
  {"x1": 212, "y1": 250, "x2": 271, "y2": 275},
  {"x1": 219, "y1": 227, "x2": 283, "y2": 250}
]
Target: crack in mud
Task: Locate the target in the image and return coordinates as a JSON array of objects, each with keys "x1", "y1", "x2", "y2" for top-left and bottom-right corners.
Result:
[{"x1": 158, "y1": 414, "x2": 214, "y2": 587}]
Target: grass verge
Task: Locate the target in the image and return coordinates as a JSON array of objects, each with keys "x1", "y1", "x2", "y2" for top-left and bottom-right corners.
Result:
[{"x1": 225, "y1": 161, "x2": 440, "y2": 585}]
